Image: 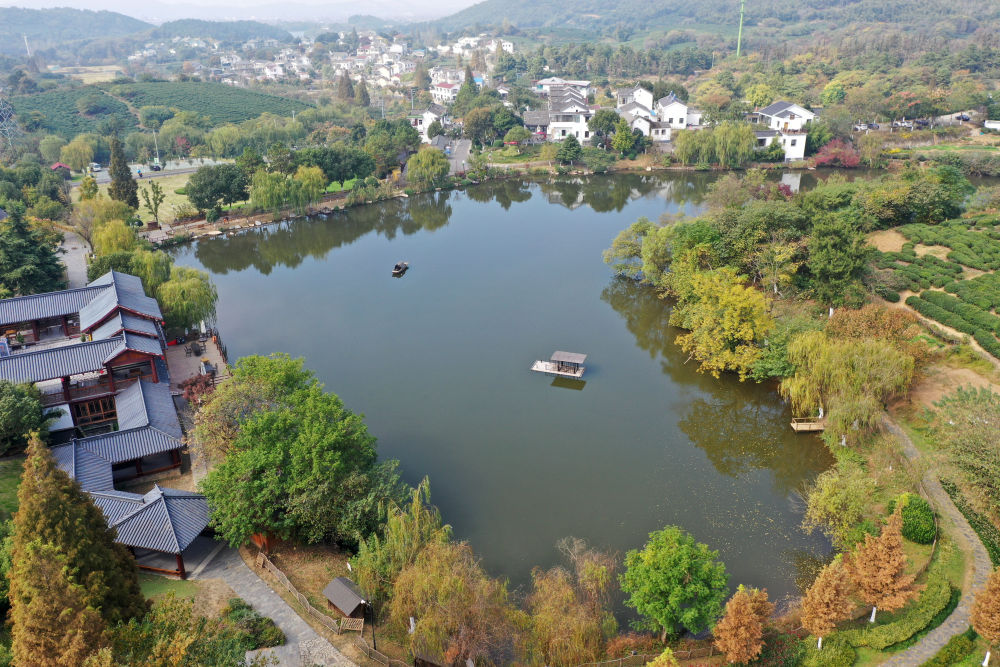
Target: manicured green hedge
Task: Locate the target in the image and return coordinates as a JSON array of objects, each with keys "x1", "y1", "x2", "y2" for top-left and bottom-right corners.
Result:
[
  {"x1": 799, "y1": 638, "x2": 856, "y2": 667},
  {"x1": 839, "y1": 566, "x2": 951, "y2": 650},
  {"x1": 941, "y1": 480, "x2": 1000, "y2": 566},
  {"x1": 921, "y1": 290, "x2": 1000, "y2": 335},
  {"x1": 946, "y1": 273, "x2": 1000, "y2": 311},
  {"x1": 920, "y1": 627, "x2": 977, "y2": 666},
  {"x1": 888, "y1": 493, "x2": 936, "y2": 544},
  {"x1": 905, "y1": 295, "x2": 978, "y2": 335}
]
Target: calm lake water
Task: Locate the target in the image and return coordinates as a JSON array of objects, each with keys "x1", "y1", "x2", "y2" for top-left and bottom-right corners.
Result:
[{"x1": 172, "y1": 172, "x2": 839, "y2": 603}]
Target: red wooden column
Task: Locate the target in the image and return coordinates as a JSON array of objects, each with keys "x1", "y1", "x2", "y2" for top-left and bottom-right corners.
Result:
[
  {"x1": 31, "y1": 320, "x2": 39, "y2": 343},
  {"x1": 105, "y1": 364, "x2": 116, "y2": 392},
  {"x1": 61, "y1": 377, "x2": 71, "y2": 403},
  {"x1": 176, "y1": 554, "x2": 186, "y2": 579},
  {"x1": 150, "y1": 358, "x2": 159, "y2": 383},
  {"x1": 62, "y1": 315, "x2": 69, "y2": 337}
]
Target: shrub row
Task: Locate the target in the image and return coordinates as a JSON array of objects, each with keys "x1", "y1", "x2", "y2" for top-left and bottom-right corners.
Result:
[
  {"x1": 942, "y1": 479, "x2": 1000, "y2": 566},
  {"x1": 920, "y1": 290, "x2": 1000, "y2": 335},
  {"x1": 920, "y1": 627, "x2": 977, "y2": 666},
  {"x1": 944, "y1": 273, "x2": 1000, "y2": 311},
  {"x1": 839, "y1": 567, "x2": 951, "y2": 650},
  {"x1": 799, "y1": 637, "x2": 856, "y2": 667},
  {"x1": 899, "y1": 222, "x2": 1000, "y2": 271},
  {"x1": 906, "y1": 295, "x2": 978, "y2": 336},
  {"x1": 888, "y1": 493, "x2": 936, "y2": 544},
  {"x1": 974, "y1": 329, "x2": 1000, "y2": 358}
]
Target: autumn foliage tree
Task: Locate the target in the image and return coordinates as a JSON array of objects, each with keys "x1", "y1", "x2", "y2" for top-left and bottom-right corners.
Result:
[
  {"x1": 849, "y1": 509, "x2": 914, "y2": 623},
  {"x1": 801, "y1": 556, "x2": 854, "y2": 649},
  {"x1": 713, "y1": 585, "x2": 774, "y2": 663},
  {"x1": 972, "y1": 567, "x2": 1000, "y2": 667},
  {"x1": 389, "y1": 541, "x2": 525, "y2": 665}
]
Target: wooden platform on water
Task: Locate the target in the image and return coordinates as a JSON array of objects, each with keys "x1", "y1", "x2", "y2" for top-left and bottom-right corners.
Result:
[
  {"x1": 531, "y1": 360, "x2": 585, "y2": 379},
  {"x1": 790, "y1": 418, "x2": 825, "y2": 432}
]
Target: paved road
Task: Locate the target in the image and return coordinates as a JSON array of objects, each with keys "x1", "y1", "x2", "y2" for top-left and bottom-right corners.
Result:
[
  {"x1": 92, "y1": 166, "x2": 201, "y2": 185},
  {"x1": 879, "y1": 417, "x2": 991, "y2": 666},
  {"x1": 195, "y1": 546, "x2": 355, "y2": 667},
  {"x1": 59, "y1": 230, "x2": 90, "y2": 288},
  {"x1": 448, "y1": 139, "x2": 472, "y2": 174}
]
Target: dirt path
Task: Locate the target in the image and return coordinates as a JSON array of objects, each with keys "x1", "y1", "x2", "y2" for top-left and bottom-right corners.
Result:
[{"x1": 879, "y1": 416, "x2": 992, "y2": 666}]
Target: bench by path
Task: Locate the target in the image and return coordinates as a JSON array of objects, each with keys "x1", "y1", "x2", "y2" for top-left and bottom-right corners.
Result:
[
  {"x1": 879, "y1": 416, "x2": 991, "y2": 666},
  {"x1": 194, "y1": 544, "x2": 355, "y2": 667}
]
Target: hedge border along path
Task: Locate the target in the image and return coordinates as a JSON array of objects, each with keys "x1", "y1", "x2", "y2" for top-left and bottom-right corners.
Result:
[{"x1": 879, "y1": 417, "x2": 992, "y2": 666}]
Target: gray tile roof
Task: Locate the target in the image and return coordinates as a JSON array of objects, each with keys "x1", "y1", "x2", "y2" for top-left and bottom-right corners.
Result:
[
  {"x1": 755, "y1": 129, "x2": 780, "y2": 137},
  {"x1": 74, "y1": 426, "x2": 182, "y2": 466},
  {"x1": 91, "y1": 311, "x2": 161, "y2": 341},
  {"x1": 80, "y1": 271, "x2": 162, "y2": 332},
  {"x1": 757, "y1": 101, "x2": 795, "y2": 116},
  {"x1": 51, "y1": 441, "x2": 115, "y2": 492},
  {"x1": 0, "y1": 334, "x2": 162, "y2": 383},
  {"x1": 658, "y1": 92, "x2": 683, "y2": 106},
  {"x1": 323, "y1": 577, "x2": 365, "y2": 616},
  {"x1": 115, "y1": 380, "x2": 182, "y2": 438},
  {"x1": 523, "y1": 110, "x2": 549, "y2": 127},
  {"x1": 90, "y1": 485, "x2": 209, "y2": 554},
  {"x1": 0, "y1": 285, "x2": 105, "y2": 328}
]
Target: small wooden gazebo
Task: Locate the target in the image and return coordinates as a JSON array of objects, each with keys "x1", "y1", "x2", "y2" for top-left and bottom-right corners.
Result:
[{"x1": 531, "y1": 351, "x2": 587, "y2": 379}]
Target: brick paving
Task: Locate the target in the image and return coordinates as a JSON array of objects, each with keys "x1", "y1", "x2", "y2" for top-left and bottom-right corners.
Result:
[
  {"x1": 195, "y1": 545, "x2": 355, "y2": 667},
  {"x1": 880, "y1": 417, "x2": 991, "y2": 666}
]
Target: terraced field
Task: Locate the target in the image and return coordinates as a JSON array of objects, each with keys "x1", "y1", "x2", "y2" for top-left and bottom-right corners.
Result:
[{"x1": 875, "y1": 213, "x2": 1000, "y2": 359}]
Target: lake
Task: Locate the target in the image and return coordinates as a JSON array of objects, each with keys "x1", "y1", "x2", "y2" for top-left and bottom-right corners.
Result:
[{"x1": 172, "y1": 172, "x2": 837, "y2": 604}]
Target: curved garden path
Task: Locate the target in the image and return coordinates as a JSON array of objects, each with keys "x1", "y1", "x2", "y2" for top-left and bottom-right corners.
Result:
[{"x1": 879, "y1": 416, "x2": 991, "y2": 666}]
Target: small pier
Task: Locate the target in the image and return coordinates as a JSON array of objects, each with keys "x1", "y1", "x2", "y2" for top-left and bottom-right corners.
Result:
[
  {"x1": 531, "y1": 351, "x2": 586, "y2": 379},
  {"x1": 790, "y1": 418, "x2": 824, "y2": 432}
]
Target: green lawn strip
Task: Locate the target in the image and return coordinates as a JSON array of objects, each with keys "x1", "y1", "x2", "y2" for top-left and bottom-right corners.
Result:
[
  {"x1": 0, "y1": 457, "x2": 24, "y2": 520},
  {"x1": 138, "y1": 572, "x2": 198, "y2": 600}
]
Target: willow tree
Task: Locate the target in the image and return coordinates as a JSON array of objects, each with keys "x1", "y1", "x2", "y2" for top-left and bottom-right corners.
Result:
[
  {"x1": 779, "y1": 331, "x2": 914, "y2": 440},
  {"x1": 156, "y1": 265, "x2": 218, "y2": 331},
  {"x1": 351, "y1": 477, "x2": 452, "y2": 618}
]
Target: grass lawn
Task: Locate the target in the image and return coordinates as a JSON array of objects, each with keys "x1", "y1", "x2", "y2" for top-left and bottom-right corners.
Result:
[
  {"x1": 325, "y1": 178, "x2": 357, "y2": 193},
  {"x1": 0, "y1": 457, "x2": 24, "y2": 520},
  {"x1": 484, "y1": 145, "x2": 543, "y2": 164},
  {"x1": 138, "y1": 572, "x2": 198, "y2": 600}
]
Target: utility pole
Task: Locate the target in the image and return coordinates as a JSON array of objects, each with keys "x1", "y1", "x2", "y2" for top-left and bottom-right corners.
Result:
[{"x1": 736, "y1": 0, "x2": 746, "y2": 59}]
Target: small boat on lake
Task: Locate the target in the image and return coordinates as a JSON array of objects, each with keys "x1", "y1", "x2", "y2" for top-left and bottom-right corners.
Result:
[
  {"x1": 531, "y1": 351, "x2": 587, "y2": 379},
  {"x1": 392, "y1": 261, "x2": 409, "y2": 277}
]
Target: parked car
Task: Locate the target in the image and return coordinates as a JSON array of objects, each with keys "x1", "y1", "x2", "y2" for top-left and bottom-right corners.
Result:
[
  {"x1": 955, "y1": 113, "x2": 971, "y2": 121},
  {"x1": 89, "y1": 162, "x2": 102, "y2": 172},
  {"x1": 149, "y1": 164, "x2": 162, "y2": 171},
  {"x1": 915, "y1": 119, "x2": 930, "y2": 127},
  {"x1": 854, "y1": 123, "x2": 869, "y2": 131},
  {"x1": 893, "y1": 120, "x2": 914, "y2": 129},
  {"x1": 868, "y1": 123, "x2": 880, "y2": 129}
]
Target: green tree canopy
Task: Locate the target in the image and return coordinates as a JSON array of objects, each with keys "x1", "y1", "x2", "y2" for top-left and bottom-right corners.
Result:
[
  {"x1": 185, "y1": 163, "x2": 249, "y2": 213},
  {"x1": 108, "y1": 137, "x2": 139, "y2": 209},
  {"x1": 407, "y1": 148, "x2": 451, "y2": 190},
  {"x1": 620, "y1": 526, "x2": 729, "y2": 640},
  {"x1": 807, "y1": 213, "x2": 870, "y2": 305},
  {"x1": 156, "y1": 265, "x2": 218, "y2": 331},
  {"x1": 199, "y1": 354, "x2": 405, "y2": 547},
  {"x1": 556, "y1": 135, "x2": 583, "y2": 164},
  {"x1": 0, "y1": 202, "x2": 66, "y2": 297},
  {"x1": 0, "y1": 382, "x2": 48, "y2": 456}
]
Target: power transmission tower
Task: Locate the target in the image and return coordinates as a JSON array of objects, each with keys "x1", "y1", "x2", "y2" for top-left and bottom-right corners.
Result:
[
  {"x1": 736, "y1": 0, "x2": 747, "y2": 59},
  {"x1": 0, "y1": 96, "x2": 22, "y2": 160}
]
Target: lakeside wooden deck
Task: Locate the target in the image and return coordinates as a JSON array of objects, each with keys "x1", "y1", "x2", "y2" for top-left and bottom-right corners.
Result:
[
  {"x1": 530, "y1": 360, "x2": 585, "y2": 378},
  {"x1": 790, "y1": 418, "x2": 825, "y2": 432}
]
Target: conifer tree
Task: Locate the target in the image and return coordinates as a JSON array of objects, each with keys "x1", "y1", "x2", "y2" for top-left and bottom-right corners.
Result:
[
  {"x1": 801, "y1": 556, "x2": 854, "y2": 649},
  {"x1": 336, "y1": 71, "x2": 354, "y2": 101},
  {"x1": 12, "y1": 435, "x2": 146, "y2": 625},
  {"x1": 355, "y1": 79, "x2": 370, "y2": 107},
  {"x1": 10, "y1": 540, "x2": 106, "y2": 666},
  {"x1": 972, "y1": 567, "x2": 1000, "y2": 667},
  {"x1": 713, "y1": 585, "x2": 772, "y2": 663},
  {"x1": 849, "y1": 509, "x2": 913, "y2": 623},
  {"x1": 107, "y1": 137, "x2": 139, "y2": 209},
  {"x1": 0, "y1": 202, "x2": 67, "y2": 296}
]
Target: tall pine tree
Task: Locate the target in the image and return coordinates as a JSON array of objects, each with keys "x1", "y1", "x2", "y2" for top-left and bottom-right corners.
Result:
[
  {"x1": 972, "y1": 567, "x2": 1000, "y2": 667},
  {"x1": 713, "y1": 585, "x2": 773, "y2": 663},
  {"x1": 801, "y1": 556, "x2": 854, "y2": 649},
  {"x1": 0, "y1": 202, "x2": 66, "y2": 296},
  {"x1": 10, "y1": 540, "x2": 106, "y2": 666},
  {"x1": 12, "y1": 436, "x2": 146, "y2": 625},
  {"x1": 108, "y1": 137, "x2": 139, "y2": 209},
  {"x1": 849, "y1": 509, "x2": 913, "y2": 623}
]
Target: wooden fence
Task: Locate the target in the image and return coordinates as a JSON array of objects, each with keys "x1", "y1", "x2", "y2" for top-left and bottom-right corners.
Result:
[
  {"x1": 354, "y1": 635, "x2": 410, "y2": 667},
  {"x1": 254, "y1": 552, "x2": 363, "y2": 636}
]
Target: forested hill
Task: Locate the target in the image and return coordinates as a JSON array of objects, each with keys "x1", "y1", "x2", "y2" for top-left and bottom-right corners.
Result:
[
  {"x1": 150, "y1": 20, "x2": 293, "y2": 43},
  {"x1": 429, "y1": 0, "x2": 1000, "y2": 43},
  {"x1": 0, "y1": 7, "x2": 151, "y2": 55}
]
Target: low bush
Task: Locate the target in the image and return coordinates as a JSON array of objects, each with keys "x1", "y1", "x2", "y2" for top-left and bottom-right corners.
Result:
[
  {"x1": 799, "y1": 637, "x2": 856, "y2": 667},
  {"x1": 921, "y1": 291, "x2": 1000, "y2": 335},
  {"x1": 840, "y1": 566, "x2": 951, "y2": 650},
  {"x1": 887, "y1": 493, "x2": 936, "y2": 544},
  {"x1": 905, "y1": 296, "x2": 977, "y2": 335},
  {"x1": 941, "y1": 480, "x2": 1000, "y2": 566},
  {"x1": 973, "y1": 329, "x2": 1000, "y2": 358},
  {"x1": 920, "y1": 627, "x2": 977, "y2": 666},
  {"x1": 223, "y1": 598, "x2": 285, "y2": 650}
]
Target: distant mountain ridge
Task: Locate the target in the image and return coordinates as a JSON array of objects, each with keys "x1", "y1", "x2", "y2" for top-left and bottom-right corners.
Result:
[
  {"x1": 150, "y1": 19, "x2": 293, "y2": 42},
  {"x1": 0, "y1": 7, "x2": 151, "y2": 55}
]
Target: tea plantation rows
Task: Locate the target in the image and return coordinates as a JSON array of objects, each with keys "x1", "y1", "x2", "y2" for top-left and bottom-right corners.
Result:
[{"x1": 877, "y1": 214, "x2": 1000, "y2": 359}]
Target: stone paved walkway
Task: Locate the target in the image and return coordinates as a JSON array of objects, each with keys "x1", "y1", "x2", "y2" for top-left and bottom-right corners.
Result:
[
  {"x1": 880, "y1": 417, "x2": 991, "y2": 666},
  {"x1": 195, "y1": 544, "x2": 355, "y2": 667},
  {"x1": 60, "y1": 230, "x2": 89, "y2": 288}
]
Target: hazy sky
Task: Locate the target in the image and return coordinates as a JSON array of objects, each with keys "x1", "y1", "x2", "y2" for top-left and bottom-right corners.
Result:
[{"x1": 0, "y1": 0, "x2": 479, "y2": 22}]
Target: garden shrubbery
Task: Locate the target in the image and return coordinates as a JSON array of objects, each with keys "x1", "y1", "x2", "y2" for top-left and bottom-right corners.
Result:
[
  {"x1": 920, "y1": 627, "x2": 977, "y2": 666},
  {"x1": 223, "y1": 598, "x2": 285, "y2": 650},
  {"x1": 941, "y1": 480, "x2": 1000, "y2": 566},
  {"x1": 799, "y1": 637, "x2": 855, "y2": 667},
  {"x1": 887, "y1": 493, "x2": 936, "y2": 544}
]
